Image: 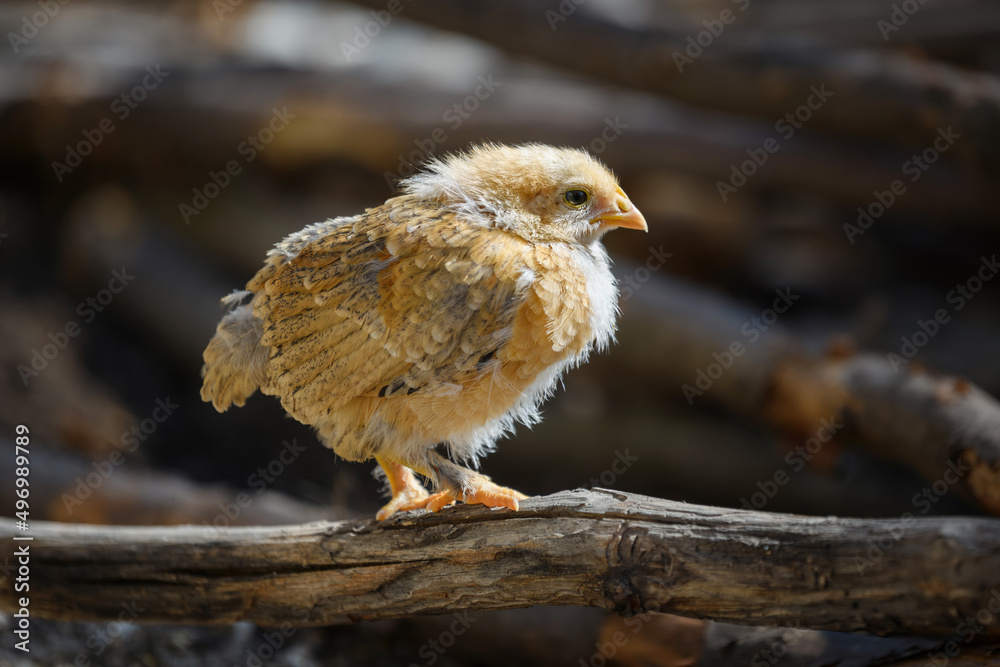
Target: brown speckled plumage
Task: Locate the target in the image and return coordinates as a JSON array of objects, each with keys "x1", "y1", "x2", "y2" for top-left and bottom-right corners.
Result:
[{"x1": 201, "y1": 143, "x2": 646, "y2": 519}]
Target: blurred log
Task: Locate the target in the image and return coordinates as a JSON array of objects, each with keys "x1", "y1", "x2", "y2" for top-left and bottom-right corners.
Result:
[
  {"x1": 602, "y1": 613, "x2": 945, "y2": 667},
  {"x1": 4, "y1": 489, "x2": 1000, "y2": 637},
  {"x1": 696, "y1": 621, "x2": 952, "y2": 667},
  {"x1": 598, "y1": 613, "x2": 705, "y2": 667},
  {"x1": 58, "y1": 185, "x2": 243, "y2": 369},
  {"x1": 0, "y1": 68, "x2": 994, "y2": 220},
  {"x1": 674, "y1": 0, "x2": 1000, "y2": 53},
  {"x1": 767, "y1": 354, "x2": 1000, "y2": 515},
  {"x1": 0, "y1": 291, "x2": 136, "y2": 459},
  {"x1": 409, "y1": 606, "x2": 608, "y2": 666},
  {"x1": 344, "y1": 0, "x2": 1000, "y2": 173},
  {"x1": 614, "y1": 270, "x2": 1000, "y2": 515},
  {"x1": 615, "y1": 273, "x2": 794, "y2": 416},
  {"x1": 496, "y1": 392, "x2": 960, "y2": 517},
  {"x1": 0, "y1": 439, "x2": 338, "y2": 527}
]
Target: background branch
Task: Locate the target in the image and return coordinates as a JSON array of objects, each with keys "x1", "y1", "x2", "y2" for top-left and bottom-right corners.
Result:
[
  {"x1": 613, "y1": 271, "x2": 1000, "y2": 515},
  {"x1": 343, "y1": 0, "x2": 1000, "y2": 172}
]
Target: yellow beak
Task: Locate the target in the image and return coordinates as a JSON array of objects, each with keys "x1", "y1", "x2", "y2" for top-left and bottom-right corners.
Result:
[{"x1": 595, "y1": 186, "x2": 647, "y2": 232}]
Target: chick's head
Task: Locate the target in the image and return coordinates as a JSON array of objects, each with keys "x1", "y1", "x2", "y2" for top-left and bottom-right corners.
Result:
[{"x1": 402, "y1": 143, "x2": 646, "y2": 245}]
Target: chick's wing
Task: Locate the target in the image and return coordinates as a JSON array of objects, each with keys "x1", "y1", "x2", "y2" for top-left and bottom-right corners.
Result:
[{"x1": 247, "y1": 196, "x2": 529, "y2": 415}]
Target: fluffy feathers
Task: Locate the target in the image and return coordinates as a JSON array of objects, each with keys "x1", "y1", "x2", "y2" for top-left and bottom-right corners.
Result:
[{"x1": 200, "y1": 143, "x2": 646, "y2": 519}]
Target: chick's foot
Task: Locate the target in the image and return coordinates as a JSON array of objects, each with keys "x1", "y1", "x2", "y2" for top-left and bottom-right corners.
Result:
[
  {"x1": 426, "y1": 478, "x2": 528, "y2": 513},
  {"x1": 376, "y1": 459, "x2": 431, "y2": 520}
]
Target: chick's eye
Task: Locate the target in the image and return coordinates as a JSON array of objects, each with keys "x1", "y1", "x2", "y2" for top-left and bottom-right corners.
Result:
[{"x1": 563, "y1": 189, "x2": 589, "y2": 207}]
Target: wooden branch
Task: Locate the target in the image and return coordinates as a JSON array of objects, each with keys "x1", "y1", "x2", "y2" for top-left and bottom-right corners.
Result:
[{"x1": 4, "y1": 489, "x2": 999, "y2": 636}]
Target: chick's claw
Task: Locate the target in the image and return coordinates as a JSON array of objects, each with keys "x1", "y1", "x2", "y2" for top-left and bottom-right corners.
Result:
[
  {"x1": 425, "y1": 491, "x2": 458, "y2": 513},
  {"x1": 376, "y1": 460, "x2": 431, "y2": 520},
  {"x1": 426, "y1": 482, "x2": 528, "y2": 514},
  {"x1": 376, "y1": 485, "x2": 431, "y2": 521}
]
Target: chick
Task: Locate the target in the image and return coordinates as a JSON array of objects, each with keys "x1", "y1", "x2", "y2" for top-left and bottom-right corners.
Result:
[{"x1": 201, "y1": 143, "x2": 647, "y2": 519}]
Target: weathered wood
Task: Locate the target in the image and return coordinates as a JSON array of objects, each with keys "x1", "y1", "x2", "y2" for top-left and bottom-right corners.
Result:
[{"x1": 3, "y1": 489, "x2": 999, "y2": 636}]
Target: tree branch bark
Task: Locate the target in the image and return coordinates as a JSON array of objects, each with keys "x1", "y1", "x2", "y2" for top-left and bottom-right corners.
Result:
[{"x1": 4, "y1": 489, "x2": 999, "y2": 636}]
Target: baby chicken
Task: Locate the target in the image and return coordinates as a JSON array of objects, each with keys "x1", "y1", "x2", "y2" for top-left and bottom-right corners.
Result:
[{"x1": 201, "y1": 143, "x2": 646, "y2": 519}]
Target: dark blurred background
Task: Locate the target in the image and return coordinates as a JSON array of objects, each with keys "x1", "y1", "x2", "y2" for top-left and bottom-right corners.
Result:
[{"x1": 1, "y1": 1, "x2": 999, "y2": 664}]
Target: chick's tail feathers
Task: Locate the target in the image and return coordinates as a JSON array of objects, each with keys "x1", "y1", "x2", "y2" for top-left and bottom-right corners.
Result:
[{"x1": 200, "y1": 291, "x2": 269, "y2": 412}]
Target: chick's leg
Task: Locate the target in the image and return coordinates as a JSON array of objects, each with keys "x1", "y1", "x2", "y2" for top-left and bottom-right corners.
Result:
[
  {"x1": 375, "y1": 458, "x2": 431, "y2": 520},
  {"x1": 421, "y1": 451, "x2": 528, "y2": 513}
]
